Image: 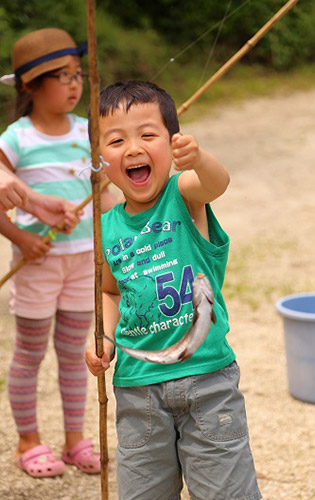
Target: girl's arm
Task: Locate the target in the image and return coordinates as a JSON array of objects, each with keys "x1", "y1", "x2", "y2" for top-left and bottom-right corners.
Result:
[
  {"x1": 0, "y1": 164, "x2": 28, "y2": 211},
  {"x1": 0, "y1": 152, "x2": 80, "y2": 229},
  {"x1": 26, "y1": 192, "x2": 81, "y2": 232},
  {"x1": 85, "y1": 260, "x2": 121, "y2": 376},
  {"x1": 0, "y1": 212, "x2": 52, "y2": 260}
]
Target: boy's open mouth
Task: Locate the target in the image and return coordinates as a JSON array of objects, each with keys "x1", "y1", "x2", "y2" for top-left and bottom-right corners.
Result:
[{"x1": 126, "y1": 164, "x2": 151, "y2": 184}]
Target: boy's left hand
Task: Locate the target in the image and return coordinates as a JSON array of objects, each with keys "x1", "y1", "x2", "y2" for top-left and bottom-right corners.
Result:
[{"x1": 172, "y1": 133, "x2": 200, "y2": 171}]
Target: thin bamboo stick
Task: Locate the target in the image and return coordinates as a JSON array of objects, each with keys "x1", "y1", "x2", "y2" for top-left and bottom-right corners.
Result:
[
  {"x1": 0, "y1": 177, "x2": 110, "y2": 289},
  {"x1": 86, "y1": 1, "x2": 109, "y2": 499},
  {"x1": 177, "y1": 0, "x2": 300, "y2": 116}
]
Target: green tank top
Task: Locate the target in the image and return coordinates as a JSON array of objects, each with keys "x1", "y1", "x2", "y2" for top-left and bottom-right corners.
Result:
[{"x1": 101, "y1": 173, "x2": 235, "y2": 387}]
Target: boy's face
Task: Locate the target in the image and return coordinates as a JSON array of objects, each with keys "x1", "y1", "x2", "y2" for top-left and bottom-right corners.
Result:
[{"x1": 99, "y1": 102, "x2": 172, "y2": 214}]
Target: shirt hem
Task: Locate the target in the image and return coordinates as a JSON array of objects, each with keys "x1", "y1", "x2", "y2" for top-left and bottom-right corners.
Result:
[
  {"x1": 12, "y1": 242, "x2": 94, "y2": 256},
  {"x1": 112, "y1": 352, "x2": 236, "y2": 387}
]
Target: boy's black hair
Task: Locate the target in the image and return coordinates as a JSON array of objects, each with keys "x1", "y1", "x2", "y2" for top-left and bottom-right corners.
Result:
[{"x1": 94, "y1": 80, "x2": 180, "y2": 139}]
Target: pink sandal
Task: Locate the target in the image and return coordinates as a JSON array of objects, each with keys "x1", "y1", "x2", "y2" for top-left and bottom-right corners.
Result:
[
  {"x1": 16, "y1": 445, "x2": 66, "y2": 478},
  {"x1": 62, "y1": 439, "x2": 101, "y2": 474}
]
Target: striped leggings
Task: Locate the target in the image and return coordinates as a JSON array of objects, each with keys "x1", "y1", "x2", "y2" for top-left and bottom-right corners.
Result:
[{"x1": 8, "y1": 310, "x2": 93, "y2": 435}]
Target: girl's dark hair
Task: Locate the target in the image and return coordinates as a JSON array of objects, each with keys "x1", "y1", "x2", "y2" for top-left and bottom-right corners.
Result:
[
  {"x1": 15, "y1": 75, "x2": 44, "y2": 119},
  {"x1": 91, "y1": 80, "x2": 180, "y2": 140}
]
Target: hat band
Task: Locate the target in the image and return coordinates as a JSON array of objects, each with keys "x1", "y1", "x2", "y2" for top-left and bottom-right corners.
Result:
[{"x1": 15, "y1": 42, "x2": 88, "y2": 78}]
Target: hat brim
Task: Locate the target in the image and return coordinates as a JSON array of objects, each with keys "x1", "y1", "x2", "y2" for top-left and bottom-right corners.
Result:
[
  {"x1": 21, "y1": 54, "x2": 76, "y2": 83},
  {"x1": 0, "y1": 74, "x2": 16, "y2": 87}
]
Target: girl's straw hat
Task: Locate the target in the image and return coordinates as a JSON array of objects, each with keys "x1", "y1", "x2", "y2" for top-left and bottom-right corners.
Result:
[{"x1": 0, "y1": 28, "x2": 87, "y2": 86}]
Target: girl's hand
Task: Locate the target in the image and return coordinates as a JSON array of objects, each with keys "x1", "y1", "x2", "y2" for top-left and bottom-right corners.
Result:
[
  {"x1": 172, "y1": 133, "x2": 201, "y2": 171},
  {"x1": 0, "y1": 170, "x2": 28, "y2": 210},
  {"x1": 29, "y1": 194, "x2": 82, "y2": 232},
  {"x1": 60, "y1": 209, "x2": 82, "y2": 234},
  {"x1": 17, "y1": 231, "x2": 53, "y2": 261},
  {"x1": 85, "y1": 342, "x2": 114, "y2": 376}
]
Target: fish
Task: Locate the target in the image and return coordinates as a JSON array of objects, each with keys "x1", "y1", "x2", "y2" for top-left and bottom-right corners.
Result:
[{"x1": 102, "y1": 273, "x2": 216, "y2": 364}]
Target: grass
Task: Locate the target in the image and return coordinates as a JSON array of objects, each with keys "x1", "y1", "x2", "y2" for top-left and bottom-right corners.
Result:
[
  {"x1": 1, "y1": 62, "x2": 315, "y2": 133},
  {"x1": 173, "y1": 62, "x2": 315, "y2": 123},
  {"x1": 223, "y1": 236, "x2": 313, "y2": 312}
]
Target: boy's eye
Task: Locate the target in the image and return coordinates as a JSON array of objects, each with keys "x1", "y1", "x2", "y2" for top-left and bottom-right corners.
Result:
[
  {"x1": 108, "y1": 138, "x2": 123, "y2": 145},
  {"x1": 143, "y1": 133, "x2": 155, "y2": 138}
]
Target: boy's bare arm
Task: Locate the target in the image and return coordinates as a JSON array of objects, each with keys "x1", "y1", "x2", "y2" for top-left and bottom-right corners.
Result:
[
  {"x1": 85, "y1": 260, "x2": 121, "y2": 376},
  {"x1": 100, "y1": 186, "x2": 119, "y2": 213},
  {"x1": 174, "y1": 133, "x2": 230, "y2": 205},
  {"x1": 102, "y1": 264, "x2": 121, "y2": 344}
]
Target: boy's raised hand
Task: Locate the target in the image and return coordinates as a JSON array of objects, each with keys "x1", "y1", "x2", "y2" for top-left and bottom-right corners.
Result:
[{"x1": 172, "y1": 133, "x2": 201, "y2": 172}]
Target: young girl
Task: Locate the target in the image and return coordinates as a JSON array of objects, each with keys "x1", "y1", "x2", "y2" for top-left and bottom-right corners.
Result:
[{"x1": 0, "y1": 28, "x2": 117, "y2": 478}]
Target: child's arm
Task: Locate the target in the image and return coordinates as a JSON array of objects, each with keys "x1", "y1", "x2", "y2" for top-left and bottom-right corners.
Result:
[
  {"x1": 0, "y1": 153, "x2": 80, "y2": 229},
  {"x1": 26, "y1": 192, "x2": 81, "y2": 232},
  {"x1": 85, "y1": 260, "x2": 121, "y2": 376},
  {"x1": 0, "y1": 212, "x2": 52, "y2": 259},
  {"x1": 173, "y1": 133, "x2": 230, "y2": 205},
  {"x1": 101, "y1": 186, "x2": 120, "y2": 213},
  {"x1": 0, "y1": 163, "x2": 28, "y2": 210}
]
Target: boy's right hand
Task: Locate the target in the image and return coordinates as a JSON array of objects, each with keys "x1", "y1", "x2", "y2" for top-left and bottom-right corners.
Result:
[{"x1": 85, "y1": 343, "x2": 113, "y2": 376}]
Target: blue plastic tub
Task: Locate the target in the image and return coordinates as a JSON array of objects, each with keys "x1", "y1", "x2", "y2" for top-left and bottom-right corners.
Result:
[{"x1": 276, "y1": 293, "x2": 315, "y2": 404}]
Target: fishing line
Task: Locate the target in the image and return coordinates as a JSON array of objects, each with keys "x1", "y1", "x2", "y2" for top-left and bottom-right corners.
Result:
[
  {"x1": 197, "y1": 0, "x2": 233, "y2": 90},
  {"x1": 151, "y1": 0, "x2": 253, "y2": 81}
]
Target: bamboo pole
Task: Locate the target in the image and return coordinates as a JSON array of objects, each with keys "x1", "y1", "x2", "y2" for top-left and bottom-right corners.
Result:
[
  {"x1": 86, "y1": 1, "x2": 109, "y2": 499},
  {"x1": 0, "y1": 177, "x2": 110, "y2": 289},
  {"x1": 177, "y1": 0, "x2": 300, "y2": 116}
]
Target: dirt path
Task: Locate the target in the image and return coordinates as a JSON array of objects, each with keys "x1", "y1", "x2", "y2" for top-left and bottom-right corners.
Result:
[{"x1": 1, "y1": 88, "x2": 315, "y2": 499}]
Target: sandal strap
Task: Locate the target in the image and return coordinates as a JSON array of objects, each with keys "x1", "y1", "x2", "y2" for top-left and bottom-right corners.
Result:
[
  {"x1": 19, "y1": 445, "x2": 52, "y2": 465},
  {"x1": 65, "y1": 438, "x2": 93, "y2": 459}
]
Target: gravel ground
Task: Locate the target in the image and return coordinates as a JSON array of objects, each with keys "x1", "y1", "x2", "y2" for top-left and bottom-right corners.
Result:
[{"x1": 1, "y1": 88, "x2": 315, "y2": 499}]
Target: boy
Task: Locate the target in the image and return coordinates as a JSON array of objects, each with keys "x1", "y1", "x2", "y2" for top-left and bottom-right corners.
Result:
[{"x1": 85, "y1": 81, "x2": 261, "y2": 500}]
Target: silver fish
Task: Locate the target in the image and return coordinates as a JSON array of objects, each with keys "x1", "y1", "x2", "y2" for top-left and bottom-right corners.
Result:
[{"x1": 103, "y1": 273, "x2": 216, "y2": 364}]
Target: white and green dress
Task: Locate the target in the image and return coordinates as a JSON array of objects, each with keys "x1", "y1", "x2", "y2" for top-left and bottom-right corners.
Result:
[{"x1": 0, "y1": 114, "x2": 93, "y2": 255}]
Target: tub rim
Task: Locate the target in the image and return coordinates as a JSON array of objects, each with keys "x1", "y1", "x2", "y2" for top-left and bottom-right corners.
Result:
[{"x1": 276, "y1": 292, "x2": 315, "y2": 322}]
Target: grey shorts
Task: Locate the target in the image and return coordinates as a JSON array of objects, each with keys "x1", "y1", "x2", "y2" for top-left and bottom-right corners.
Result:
[{"x1": 114, "y1": 362, "x2": 262, "y2": 500}]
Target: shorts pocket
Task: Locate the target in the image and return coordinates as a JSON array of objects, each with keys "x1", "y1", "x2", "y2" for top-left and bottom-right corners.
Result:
[
  {"x1": 191, "y1": 362, "x2": 249, "y2": 441},
  {"x1": 114, "y1": 386, "x2": 152, "y2": 448}
]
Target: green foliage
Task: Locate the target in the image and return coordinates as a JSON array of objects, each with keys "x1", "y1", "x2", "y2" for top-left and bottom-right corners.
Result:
[
  {"x1": 94, "y1": 11, "x2": 168, "y2": 85},
  {"x1": 0, "y1": 0, "x2": 87, "y2": 72},
  {"x1": 267, "y1": 3, "x2": 315, "y2": 70},
  {"x1": 0, "y1": 0, "x2": 315, "y2": 129},
  {"x1": 102, "y1": 0, "x2": 315, "y2": 68}
]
